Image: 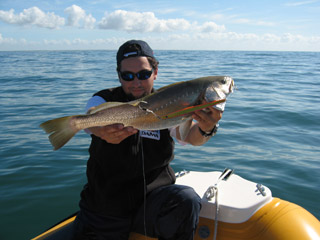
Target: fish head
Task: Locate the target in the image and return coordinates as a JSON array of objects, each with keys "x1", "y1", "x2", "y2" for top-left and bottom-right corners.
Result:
[
  {"x1": 203, "y1": 76, "x2": 234, "y2": 102},
  {"x1": 201, "y1": 76, "x2": 234, "y2": 111}
]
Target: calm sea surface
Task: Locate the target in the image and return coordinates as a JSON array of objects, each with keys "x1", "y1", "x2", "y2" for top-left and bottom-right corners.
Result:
[{"x1": 0, "y1": 50, "x2": 319, "y2": 239}]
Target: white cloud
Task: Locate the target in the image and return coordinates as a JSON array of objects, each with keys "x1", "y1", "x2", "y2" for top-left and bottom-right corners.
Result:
[
  {"x1": 0, "y1": 33, "x2": 32, "y2": 48},
  {"x1": 1, "y1": 31, "x2": 320, "y2": 51},
  {"x1": 0, "y1": 5, "x2": 96, "y2": 30},
  {"x1": 233, "y1": 18, "x2": 275, "y2": 27},
  {"x1": 0, "y1": 33, "x2": 15, "y2": 44},
  {"x1": 98, "y1": 10, "x2": 227, "y2": 34},
  {"x1": 0, "y1": 7, "x2": 226, "y2": 34},
  {"x1": 198, "y1": 22, "x2": 226, "y2": 32},
  {"x1": 0, "y1": 6, "x2": 319, "y2": 51},
  {"x1": 0, "y1": 7, "x2": 65, "y2": 29},
  {"x1": 64, "y1": 5, "x2": 96, "y2": 29},
  {"x1": 261, "y1": 33, "x2": 281, "y2": 43},
  {"x1": 284, "y1": 0, "x2": 318, "y2": 6},
  {"x1": 160, "y1": 30, "x2": 320, "y2": 51},
  {"x1": 281, "y1": 33, "x2": 307, "y2": 43},
  {"x1": 98, "y1": 10, "x2": 206, "y2": 33}
]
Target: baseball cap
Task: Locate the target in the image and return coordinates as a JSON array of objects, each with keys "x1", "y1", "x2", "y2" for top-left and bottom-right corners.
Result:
[{"x1": 116, "y1": 40, "x2": 156, "y2": 65}]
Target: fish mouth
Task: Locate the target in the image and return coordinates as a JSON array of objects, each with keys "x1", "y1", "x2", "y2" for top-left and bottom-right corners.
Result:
[{"x1": 230, "y1": 79, "x2": 236, "y2": 93}]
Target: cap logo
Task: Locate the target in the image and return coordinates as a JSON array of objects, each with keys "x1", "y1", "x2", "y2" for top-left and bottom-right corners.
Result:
[{"x1": 124, "y1": 51, "x2": 138, "y2": 57}]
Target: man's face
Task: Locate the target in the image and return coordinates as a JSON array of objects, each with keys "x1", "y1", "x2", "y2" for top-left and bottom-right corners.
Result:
[{"x1": 119, "y1": 56, "x2": 158, "y2": 100}]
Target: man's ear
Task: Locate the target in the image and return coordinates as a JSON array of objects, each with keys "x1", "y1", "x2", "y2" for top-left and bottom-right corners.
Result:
[
  {"x1": 117, "y1": 70, "x2": 121, "y2": 83},
  {"x1": 153, "y1": 68, "x2": 158, "y2": 80}
]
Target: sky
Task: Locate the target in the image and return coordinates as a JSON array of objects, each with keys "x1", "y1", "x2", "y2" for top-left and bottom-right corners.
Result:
[{"x1": 0, "y1": 0, "x2": 319, "y2": 51}]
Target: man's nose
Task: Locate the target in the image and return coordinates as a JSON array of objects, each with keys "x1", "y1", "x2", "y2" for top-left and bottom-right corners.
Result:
[{"x1": 132, "y1": 76, "x2": 141, "y2": 85}]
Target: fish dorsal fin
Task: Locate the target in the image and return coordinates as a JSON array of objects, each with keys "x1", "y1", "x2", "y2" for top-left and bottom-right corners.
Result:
[
  {"x1": 136, "y1": 81, "x2": 185, "y2": 102},
  {"x1": 156, "y1": 81, "x2": 185, "y2": 92},
  {"x1": 87, "y1": 100, "x2": 142, "y2": 114}
]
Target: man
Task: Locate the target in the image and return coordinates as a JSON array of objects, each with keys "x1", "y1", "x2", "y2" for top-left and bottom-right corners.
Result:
[{"x1": 72, "y1": 40, "x2": 222, "y2": 240}]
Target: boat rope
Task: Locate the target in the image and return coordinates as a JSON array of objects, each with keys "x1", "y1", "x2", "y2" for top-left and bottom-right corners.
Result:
[{"x1": 204, "y1": 168, "x2": 234, "y2": 240}]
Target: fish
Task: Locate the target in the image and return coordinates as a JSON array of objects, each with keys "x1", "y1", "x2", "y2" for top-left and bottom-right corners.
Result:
[{"x1": 40, "y1": 76, "x2": 235, "y2": 150}]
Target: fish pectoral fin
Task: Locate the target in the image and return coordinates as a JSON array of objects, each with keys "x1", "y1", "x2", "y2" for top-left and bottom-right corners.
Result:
[
  {"x1": 179, "y1": 118, "x2": 193, "y2": 141},
  {"x1": 87, "y1": 101, "x2": 128, "y2": 114}
]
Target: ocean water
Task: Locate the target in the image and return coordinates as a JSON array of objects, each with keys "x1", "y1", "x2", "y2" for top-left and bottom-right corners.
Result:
[{"x1": 0, "y1": 50, "x2": 319, "y2": 239}]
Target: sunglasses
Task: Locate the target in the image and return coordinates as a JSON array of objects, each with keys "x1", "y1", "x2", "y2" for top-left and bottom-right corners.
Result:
[{"x1": 119, "y1": 69, "x2": 153, "y2": 81}]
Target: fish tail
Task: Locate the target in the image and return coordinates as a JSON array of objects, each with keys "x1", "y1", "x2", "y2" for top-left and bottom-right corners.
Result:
[{"x1": 40, "y1": 116, "x2": 78, "y2": 150}]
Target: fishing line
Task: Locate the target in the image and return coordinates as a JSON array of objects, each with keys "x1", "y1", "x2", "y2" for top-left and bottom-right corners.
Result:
[{"x1": 139, "y1": 134, "x2": 148, "y2": 239}]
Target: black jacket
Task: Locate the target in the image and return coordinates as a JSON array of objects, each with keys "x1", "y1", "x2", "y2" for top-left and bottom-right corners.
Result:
[{"x1": 80, "y1": 87, "x2": 175, "y2": 216}]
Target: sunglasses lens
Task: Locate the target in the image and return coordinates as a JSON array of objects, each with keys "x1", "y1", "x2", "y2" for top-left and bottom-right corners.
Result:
[
  {"x1": 120, "y1": 72, "x2": 134, "y2": 81},
  {"x1": 137, "y1": 70, "x2": 152, "y2": 80}
]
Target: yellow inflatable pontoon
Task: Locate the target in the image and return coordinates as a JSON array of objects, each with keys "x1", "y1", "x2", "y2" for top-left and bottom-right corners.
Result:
[{"x1": 33, "y1": 170, "x2": 320, "y2": 240}]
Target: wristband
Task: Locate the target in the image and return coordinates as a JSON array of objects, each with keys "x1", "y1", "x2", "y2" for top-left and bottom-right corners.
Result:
[{"x1": 198, "y1": 125, "x2": 218, "y2": 137}]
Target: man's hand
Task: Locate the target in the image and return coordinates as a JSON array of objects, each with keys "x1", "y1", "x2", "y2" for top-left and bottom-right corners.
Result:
[
  {"x1": 192, "y1": 107, "x2": 222, "y2": 132},
  {"x1": 88, "y1": 124, "x2": 138, "y2": 144},
  {"x1": 86, "y1": 106, "x2": 138, "y2": 144},
  {"x1": 175, "y1": 106, "x2": 223, "y2": 146}
]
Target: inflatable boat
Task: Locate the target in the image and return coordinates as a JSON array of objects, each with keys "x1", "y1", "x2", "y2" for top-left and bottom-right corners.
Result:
[{"x1": 32, "y1": 169, "x2": 320, "y2": 240}]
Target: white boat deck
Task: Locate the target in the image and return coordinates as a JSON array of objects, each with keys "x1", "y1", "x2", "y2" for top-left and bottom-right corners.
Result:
[{"x1": 176, "y1": 171, "x2": 272, "y2": 223}]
